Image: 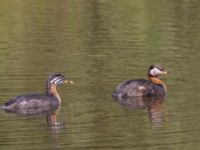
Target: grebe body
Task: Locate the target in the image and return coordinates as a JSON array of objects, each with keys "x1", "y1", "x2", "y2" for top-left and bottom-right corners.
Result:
[
  {"x1": 112, "y1": 65, "x2": 167, "y2": 99},
  {"x1": 2, "y1": 94, "x2": 59, "y2": 113},
  {"x1": 1, "y1": 73, "x2": 73, "y2": 114}
]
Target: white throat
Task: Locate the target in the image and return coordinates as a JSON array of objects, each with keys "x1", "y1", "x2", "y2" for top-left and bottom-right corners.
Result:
[{"x1": 150, "y1": 68, "x2": 163, "y2": 76}]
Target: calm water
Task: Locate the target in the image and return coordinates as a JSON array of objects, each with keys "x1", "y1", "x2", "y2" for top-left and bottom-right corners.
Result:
[{"x1": 0, "y1": 0, "x2": 200, "y2": 150}]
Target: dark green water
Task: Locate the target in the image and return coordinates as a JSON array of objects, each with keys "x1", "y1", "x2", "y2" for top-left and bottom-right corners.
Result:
[{"x1": 0, "y1": 0, "x2": 200, "y2": 149}]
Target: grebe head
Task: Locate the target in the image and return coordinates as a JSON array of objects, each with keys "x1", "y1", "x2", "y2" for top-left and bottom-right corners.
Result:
[
  {"x1": 148, "y1": 64, "x2": 167, "y2": 77},
  {"x1": 46, "y1": 73, "x2": 73, "y2": 96},
  {"x1": 48, "y1": 73, "x2": 73, "y2": 85}
]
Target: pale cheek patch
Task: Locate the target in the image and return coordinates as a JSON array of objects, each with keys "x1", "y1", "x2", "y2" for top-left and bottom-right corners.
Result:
[
  {"x1": 150, "y1": 68, "x2": 162, "y2": 76},
  {"x1": 50, "y1": 76, "x2": 63, "y2": 84},
  {"x1": 50, "y1": 77, "x2": 59, "y2": 84}
]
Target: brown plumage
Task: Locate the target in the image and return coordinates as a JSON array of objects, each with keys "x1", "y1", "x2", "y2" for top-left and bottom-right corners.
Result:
[
  {"x1": 112, "y1": 64, "x2": 168, "y2": 99},
  {"x1": 1, "y1": 73, "x2": 73, "y2": 116}
]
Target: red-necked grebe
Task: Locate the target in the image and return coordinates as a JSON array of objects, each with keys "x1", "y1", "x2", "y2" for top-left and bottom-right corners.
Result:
[
  {"x1": 112, "y1": 64, "x2": 168, "y2": 99},
  {"x1": 1, "y1": 73, "x2": 73, "y2": 113}
]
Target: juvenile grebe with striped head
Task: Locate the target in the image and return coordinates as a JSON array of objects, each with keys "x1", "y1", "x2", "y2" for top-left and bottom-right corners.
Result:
[
  {"x1": 112, "y1": 64, "x2": 168, "y2": 99},
  {"x1": 1, "y1": 73, "x2": 73, "y2": 113}
]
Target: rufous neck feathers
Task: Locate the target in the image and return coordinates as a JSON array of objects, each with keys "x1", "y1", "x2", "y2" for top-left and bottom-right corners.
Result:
[
  {"x1": 148, "y1": 76, "x2": 167, "y2": 91},
  {"x1": 47, "y1": 84, "x2": 61, "y2": 104}
]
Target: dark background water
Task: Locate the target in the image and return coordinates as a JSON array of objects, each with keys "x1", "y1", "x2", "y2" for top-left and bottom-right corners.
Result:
[{"x1": 0, "y1": 0, "x2": 200, "y2": 150}]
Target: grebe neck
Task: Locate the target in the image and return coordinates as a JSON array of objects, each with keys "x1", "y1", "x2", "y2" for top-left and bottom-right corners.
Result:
[
  {"x1": 148, "y1": 76, "x2": 167, "y2": 91},
  {"x1": 46, "y1": 83, "x2": 61, "y2": 104}
]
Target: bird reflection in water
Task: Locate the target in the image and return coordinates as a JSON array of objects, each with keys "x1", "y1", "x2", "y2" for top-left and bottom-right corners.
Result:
[
  {"x1": 3, "y1": 99, "x2": 62, "y2": 126},
  {"x1": 114, "y1": 96, "x2": 168, "y2": 127},
  {"x1": 112, "y1": 64, "x2": 169, "y2": 127}
]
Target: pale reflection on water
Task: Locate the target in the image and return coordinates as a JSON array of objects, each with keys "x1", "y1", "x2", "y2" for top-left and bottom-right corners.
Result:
[{"x1": 114, "y1": 96, "x2": 168, "y2": 128}]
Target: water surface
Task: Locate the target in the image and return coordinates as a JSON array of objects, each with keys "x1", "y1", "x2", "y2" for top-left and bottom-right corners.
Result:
[{"x1": 0, "y1": 0, "x2": 200, "y2": 150}]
